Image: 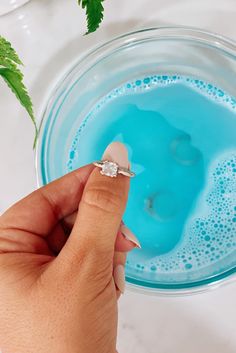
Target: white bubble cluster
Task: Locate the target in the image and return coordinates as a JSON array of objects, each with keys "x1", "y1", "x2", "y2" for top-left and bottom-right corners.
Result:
[{"x1": 129, "y1": 151, "x2": 236, "y2": 275}]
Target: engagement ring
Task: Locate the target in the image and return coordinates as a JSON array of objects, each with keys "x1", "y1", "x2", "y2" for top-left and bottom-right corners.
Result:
[{"x1": 93, "y1": 160, "x2": 135, "y2": 178}]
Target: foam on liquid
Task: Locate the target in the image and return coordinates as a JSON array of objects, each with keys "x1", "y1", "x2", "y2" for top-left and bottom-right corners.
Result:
[{"x1": 67, "y1": 75, "x2": 236, "y2": 281}]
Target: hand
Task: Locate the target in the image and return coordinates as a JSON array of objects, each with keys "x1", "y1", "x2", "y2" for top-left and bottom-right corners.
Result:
[{"x1": 0, "y1": 142, "x2": 140, "y2": 353}]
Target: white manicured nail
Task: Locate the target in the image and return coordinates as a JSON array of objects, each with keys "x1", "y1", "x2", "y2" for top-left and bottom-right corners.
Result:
[
  {"x1": 114, "y1": 264, "x2": 125, "y2": 294},
  {"x1": 121, "y1": 224, "x2": 141, "y2": 248},
  {"x1": 102, "y1": 142, "x2": 129, "y2": 168}
]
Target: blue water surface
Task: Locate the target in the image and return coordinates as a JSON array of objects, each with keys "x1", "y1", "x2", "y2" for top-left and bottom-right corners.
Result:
[{"x1": 52, "y1": 75, "x2": 236, "y2": 287}]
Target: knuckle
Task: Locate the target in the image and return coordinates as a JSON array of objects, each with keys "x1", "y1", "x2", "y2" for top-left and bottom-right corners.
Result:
[
  {"x1": 85, "y1": 254, "x2": 112, "y2": 283},
  {"x1": 89, "y1": 241, "x2": 112, "y2": 261},
  {"x1": 59, "y1": 243, "x2": 87, "y2": 271},
  {"x1": 83, "y1": 183, "x2": 125, "y2": 215}
]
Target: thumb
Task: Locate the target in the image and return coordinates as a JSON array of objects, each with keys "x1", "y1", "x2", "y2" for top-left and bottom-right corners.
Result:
[{"x1": 59, "y1": 142, "x2": 131, "y2": 271}]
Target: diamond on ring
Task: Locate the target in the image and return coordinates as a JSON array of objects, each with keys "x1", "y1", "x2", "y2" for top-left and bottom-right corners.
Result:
[
  {"x1": 101, "y1": 161, "x2": 118, "y2": 177},
  {"x1": 93, "y1": 160, "x2": 135, "y2": 178}
]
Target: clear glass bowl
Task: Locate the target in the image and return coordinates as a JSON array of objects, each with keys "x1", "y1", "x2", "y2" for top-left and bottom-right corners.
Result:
[{"x1": 36, "y1": 27, "x2": 236, "y2": 295}]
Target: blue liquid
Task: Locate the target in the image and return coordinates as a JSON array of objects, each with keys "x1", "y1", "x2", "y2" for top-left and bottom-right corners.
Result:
[{"x1": 66, "y1": 75, "x2": 236, "y2": 287}]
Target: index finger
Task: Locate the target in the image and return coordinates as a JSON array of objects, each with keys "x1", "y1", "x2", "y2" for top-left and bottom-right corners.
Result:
[{"x1": 0, "y1": 165, "x2": 94, "y2": 237}]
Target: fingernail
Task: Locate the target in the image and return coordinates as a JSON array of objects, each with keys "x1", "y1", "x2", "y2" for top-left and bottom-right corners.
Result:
[
  {"x1": 121, "y1": 224, "x2": 141, "y2": 248},
  {"x1": 102, "y1": 142, "x2": 129, "y2": 168},
  {"x1": 114, "y1": 264, "x2": 125, "y2": 294}
]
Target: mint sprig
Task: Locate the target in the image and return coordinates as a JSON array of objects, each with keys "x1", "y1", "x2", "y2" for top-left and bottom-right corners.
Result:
[
  {"x1": 78, "y1": 0, "x2": 104, "y2": 34},
  {"x1": 0, "y1": 36, "x2": 38, "y2": 148}
]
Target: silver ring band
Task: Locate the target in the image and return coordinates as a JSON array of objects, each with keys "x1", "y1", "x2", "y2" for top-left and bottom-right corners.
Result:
[{"x1": 93, "y1": 160, "x2": 135, "y2": 178}]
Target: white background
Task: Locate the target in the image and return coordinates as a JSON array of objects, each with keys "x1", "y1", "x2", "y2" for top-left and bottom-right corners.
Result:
[{"x1": 0, "y1": 1, "x2": 236, "y2": 352}]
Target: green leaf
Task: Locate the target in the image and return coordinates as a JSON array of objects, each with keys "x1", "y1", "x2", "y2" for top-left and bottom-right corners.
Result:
[
  {"x1": 0, "y1": 36, "x2": 38, "y2": 148},
  {"x1": 0, "y1": 55, "x2": 18, "y2": 71},
  {"x1": 0, "y1": 68, "x2": 38, "y2": 148},
  {"x1": 78, "y1": 0, "x2": 104, "y2": 34},
  {"x1": 0, "y1": 36, "x2": 22, "y2": 65}
]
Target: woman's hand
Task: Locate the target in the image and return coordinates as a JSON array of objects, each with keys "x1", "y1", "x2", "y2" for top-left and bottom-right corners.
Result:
[{"x1": 0, "y1": 142, "x2": 140, "y2": 353}]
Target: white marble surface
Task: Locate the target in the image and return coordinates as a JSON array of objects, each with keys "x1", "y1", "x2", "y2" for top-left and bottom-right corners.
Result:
[
  {"x1": 1, "y1": 0, "x2": 236, "y2": 352},
  {"x1": 0, "y1": 0, "x2": 31, "y2": 16}
]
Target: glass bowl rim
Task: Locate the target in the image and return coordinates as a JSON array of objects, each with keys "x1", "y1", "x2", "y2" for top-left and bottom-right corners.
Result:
[{"x1": 35, "y1": 25, "x2": 236, "y2": 296}]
